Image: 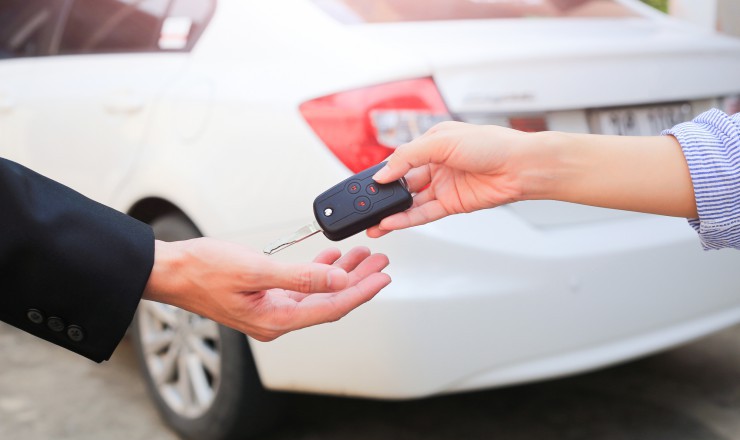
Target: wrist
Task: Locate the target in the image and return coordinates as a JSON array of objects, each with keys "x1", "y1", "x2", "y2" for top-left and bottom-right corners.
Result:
[
  {"x1": 514, "y1": 131, "x2": 572, "y2": 202},
  {"x1": 142, "y1": 240, "x2": 187, "y2": 305}
]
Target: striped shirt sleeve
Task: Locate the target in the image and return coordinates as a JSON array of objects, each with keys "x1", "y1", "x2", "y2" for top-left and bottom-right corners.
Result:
[{"x1": 662, "y1": 109, "x2": 740, "y2": 250}]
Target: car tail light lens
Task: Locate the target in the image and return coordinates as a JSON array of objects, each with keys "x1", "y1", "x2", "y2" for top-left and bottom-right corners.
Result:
[
  {"x1": 508, "y1": 117, "x2": 548, "y2": 133},
  {"x1": 458, "y1": 113, "x2": 549, "y2": 133},
  {"x1": 300, "y1": 78, "x2": 451, "y2": 173}
]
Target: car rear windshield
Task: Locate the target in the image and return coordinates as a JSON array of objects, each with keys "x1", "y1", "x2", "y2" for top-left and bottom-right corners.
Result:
[{"x1": 312, "y1": 0, "x2": 640, "y2": 23}]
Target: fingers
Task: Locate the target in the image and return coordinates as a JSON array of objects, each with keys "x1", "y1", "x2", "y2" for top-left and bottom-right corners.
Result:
[
  {"x1": 280, "y1": 248, "x2": 341, "y2": 302},
  {"x1": 331, "y1": 246, "x2": 371, "y2": 272},
  {"x1": 365, "y1": 167, "x2": 431, "y2": 239},
  {"x1": 367, "y1": 186, "x2": 448, "y2": 237},
  {"x1": 289, "y1": 250, "x2": 389, "y2": 300},
  {"x1": 346, "y1": 253, "x2": 389, "y2": 285},
  {"x1": 408, "y1": 186, "x2": 436, "y2": 207},
  {"x1": 264, "y1": 247, "x2": 384, "y2": 295},
  {"x1": 307, "y1": 247, "x2": 389, "y2": 287},
  {"x1": 373, "y1": 122, "x2": 459, "y2": 183},
  {"x1": 366, "y1": 225, "x2": 390, "y2": 238},
  {"x1": 403, "y1": 166, "x2": 432, "y2": 193},
  {"x1": 311, "y1": 247, "x2": 342, "y2": 265},
  {"x1": 378, "y1": 200, "x2": 450, "y2": 231},
  {"x1": 372, "y1": 147, "x2": 422, "y2": 184},
  {"x1": 264, "y1": 261, "x2": 349, "y2": 293},
  {"x1": 291, "y1": 272, "x2": 392, "y2": 330}
]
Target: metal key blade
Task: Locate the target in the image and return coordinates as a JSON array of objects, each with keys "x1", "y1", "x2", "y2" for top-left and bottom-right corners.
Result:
[{"x1": 263, "y1": 220, "x2": 322, "y2": 255}]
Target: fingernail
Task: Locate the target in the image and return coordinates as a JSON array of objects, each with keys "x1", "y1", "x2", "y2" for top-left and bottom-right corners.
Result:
[
  {"x1": 327, "y1": 269, "x2": 347, "y2": 289},
  {"x1": 373, "y1": 165, "x2": 391, "y2": 182}
]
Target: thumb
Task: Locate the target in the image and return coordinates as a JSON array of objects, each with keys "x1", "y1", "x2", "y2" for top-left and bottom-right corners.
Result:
[
  {"x1": 266, "y1": 262, "x2": 349, "y2": 293},
  {"x1": 373, "y1": 126, "x2": 452, "y2": 184}
]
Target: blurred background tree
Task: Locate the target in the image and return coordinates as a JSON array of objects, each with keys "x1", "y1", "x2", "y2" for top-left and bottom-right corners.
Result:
[{"x1": 640, "y1": 0, "x2": 668, "y2": 13}]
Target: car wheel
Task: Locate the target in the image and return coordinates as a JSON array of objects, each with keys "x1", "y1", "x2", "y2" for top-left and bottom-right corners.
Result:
[{"x1": 131, "y1": 213, "x2": 281, "y2": 440}]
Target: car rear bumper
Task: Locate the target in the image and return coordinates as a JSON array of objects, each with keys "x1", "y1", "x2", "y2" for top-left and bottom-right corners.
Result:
[{"x1": 243, "y1": 208, "x2": 740, "y2": 398}]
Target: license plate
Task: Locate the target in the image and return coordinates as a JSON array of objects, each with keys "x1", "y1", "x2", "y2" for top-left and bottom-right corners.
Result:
[{"x1": 588, "y1": 103, "x2": 693, "y2": 136}]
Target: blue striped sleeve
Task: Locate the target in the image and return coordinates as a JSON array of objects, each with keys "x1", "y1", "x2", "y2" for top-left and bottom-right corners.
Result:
[{"x1": 663, "y1": 109, "x2": 740, "y2": 250}]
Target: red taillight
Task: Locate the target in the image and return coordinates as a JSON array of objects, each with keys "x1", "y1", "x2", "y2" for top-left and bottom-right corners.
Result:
[
  {"x1": 300, "y1": 77, "x2": 451, "y2": 173},
  {"x1": 508, "y1": 117, "x2": 548, "y2": 133}
]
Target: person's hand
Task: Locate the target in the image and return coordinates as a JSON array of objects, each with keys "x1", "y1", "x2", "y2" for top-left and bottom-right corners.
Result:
[
  {"x1": 368, "y1": 121, "x2": 536, "y2": 237},
  {"x1": 368, "y1": 120, "x2": 697, "y2": 233},
  {"x1": 143, "y1": 239, "x2": 391, "y2": 341}
]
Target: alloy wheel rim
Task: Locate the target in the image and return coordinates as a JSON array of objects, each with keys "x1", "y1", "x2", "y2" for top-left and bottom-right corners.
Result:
[{"x1": 138, "y1": 300, "x2": 221, "y2": 418}]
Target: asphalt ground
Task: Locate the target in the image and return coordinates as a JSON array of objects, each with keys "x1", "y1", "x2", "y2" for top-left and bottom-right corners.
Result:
[{"x1": 3, "y1": 321, "x2": 740, "y2": 440}]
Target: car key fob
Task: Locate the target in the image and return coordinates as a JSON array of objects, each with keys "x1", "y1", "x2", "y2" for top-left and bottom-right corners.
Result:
[
  {"x1": 263, "y1": 162, "x2": 412, "y2": 255},
  {"x1": 313, "y1": 161, "x2": 413, "y2": 241}
]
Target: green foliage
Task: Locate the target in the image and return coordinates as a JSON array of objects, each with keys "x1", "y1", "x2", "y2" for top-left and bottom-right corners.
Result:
[{"x1": 640, "y1": 0, "x2": 669, "y2": 13}]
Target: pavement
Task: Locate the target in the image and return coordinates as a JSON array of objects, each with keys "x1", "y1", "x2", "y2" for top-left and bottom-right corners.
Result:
[{"x1": 4, "y1": 321, "x2": 740, "y2": 440}]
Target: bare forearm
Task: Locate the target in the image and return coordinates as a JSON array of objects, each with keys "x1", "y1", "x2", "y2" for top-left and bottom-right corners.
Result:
[
  {"x1": 371, "y1": 121, "x2": 702, "y2": 237},
  {"x1": 520, "y1": 132, "x2": 698, "y2": 218}
]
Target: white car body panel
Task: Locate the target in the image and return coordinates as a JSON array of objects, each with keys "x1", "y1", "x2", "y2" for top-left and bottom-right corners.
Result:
[
  {"x1": 19, "y1": 54, "x2": 190, "y2": 203},
  {"x1": 0, "y1": 59, "x2": 34, "y2": 163},
  {"x1": 246, "y1": 208, "x2": 740, "y2": 398},
  {"x1": 2, "y1": 0, "x2": 740, "y2": 399}
]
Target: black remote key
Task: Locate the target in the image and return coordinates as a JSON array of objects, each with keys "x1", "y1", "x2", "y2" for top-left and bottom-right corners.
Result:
[{"x1": 264, "y1": 162, "x2": 412, "y2": 254}]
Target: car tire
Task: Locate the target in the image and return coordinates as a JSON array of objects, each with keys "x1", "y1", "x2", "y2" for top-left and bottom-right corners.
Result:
[{"x1": 130, "y1": 212, "x2": 281, "y2": 440}]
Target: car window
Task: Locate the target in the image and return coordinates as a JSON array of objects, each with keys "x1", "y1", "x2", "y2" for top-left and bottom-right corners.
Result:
[
  {"x1": 312, "y1": 0, "x2": 640, "y2": 23},
  {"x1": 58, "y1": 0, "x2": 170, "y2": 55},
  {"x1": 0, "y1": 0, "x2": 63, "y2": 59}
]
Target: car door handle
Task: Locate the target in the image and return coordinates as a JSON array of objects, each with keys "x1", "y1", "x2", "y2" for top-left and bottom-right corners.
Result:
[{"x1": 104, "y1": 91, "x2": 144, "y2": 114}]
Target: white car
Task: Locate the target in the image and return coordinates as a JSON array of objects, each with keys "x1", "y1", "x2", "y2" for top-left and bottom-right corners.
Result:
[{"x1": 2, "y1": 0, "x2": 740, "y2": 438}]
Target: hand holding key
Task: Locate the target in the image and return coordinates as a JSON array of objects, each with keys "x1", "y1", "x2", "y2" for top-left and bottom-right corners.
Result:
[
  {"x1": 368, "y1": 121, "x2": 531, "y2": 237},
  {"x1": 264, "y1": 162, "x2": 412, "y2": 254},
  {"x1": 367, "y1": 119, "x2": 697, "y2": 239},
  {"x1": 144, "y1": 239, "x2": 390, "y2": 341}
]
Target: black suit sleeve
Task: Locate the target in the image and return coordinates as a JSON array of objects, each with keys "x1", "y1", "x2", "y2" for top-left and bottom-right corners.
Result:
[{"x1": 0, "y1": 158, "x2": 154, "y2": 362}]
